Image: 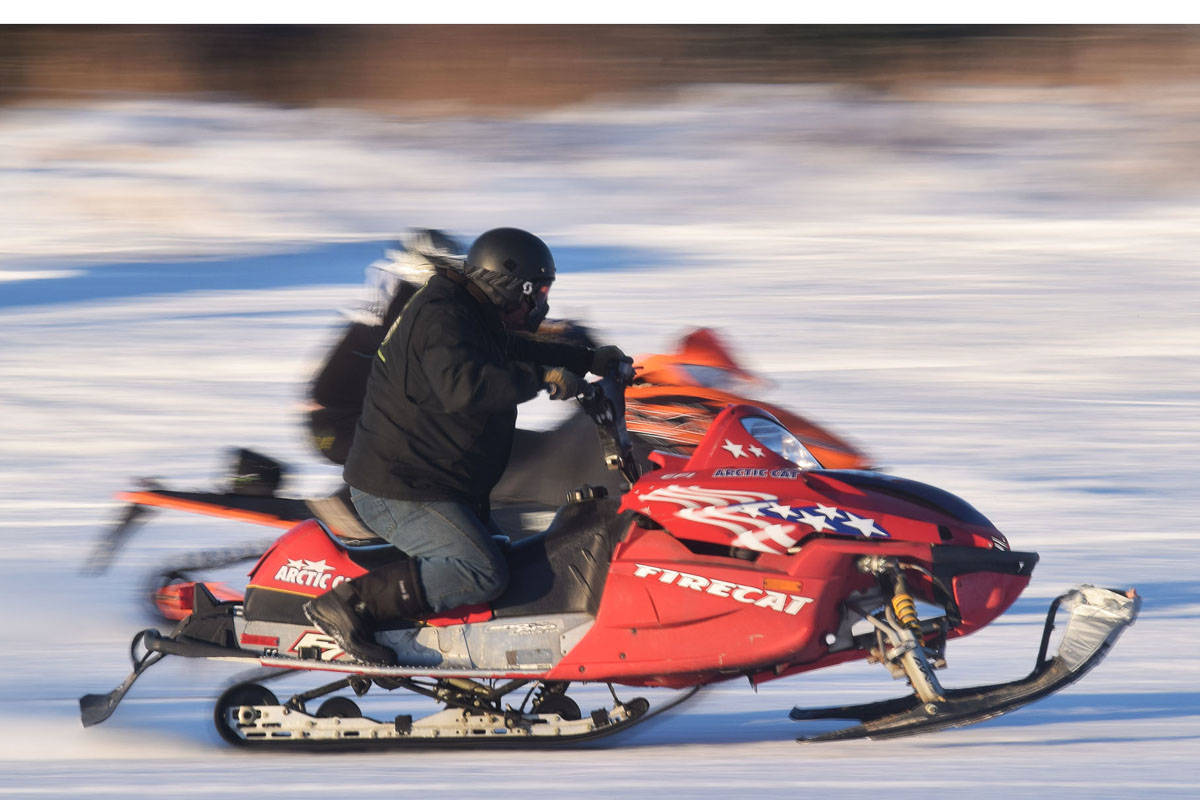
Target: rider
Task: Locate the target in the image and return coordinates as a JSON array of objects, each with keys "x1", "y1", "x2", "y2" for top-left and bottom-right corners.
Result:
[
  {"x1": 305, "y1": 229, "x2": 599, "y2": 467},
  {"x1": 304, "y1": 227, "x2": 630, "y2": 664}
]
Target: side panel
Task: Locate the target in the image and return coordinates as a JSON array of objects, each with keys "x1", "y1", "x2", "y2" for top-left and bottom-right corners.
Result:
[
  {"x1": 549, "y1": 529, "x2": 1024, "y2": 687},
  {"x1": 548, "y1": 528, "x2": 867, "y2": 684},
  {"x1": 247, "y1": 519, "x2": 370, "y2": 597}
]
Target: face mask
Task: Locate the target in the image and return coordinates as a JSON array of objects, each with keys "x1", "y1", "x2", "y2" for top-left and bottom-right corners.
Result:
[
  {"x1": 526, "y1": 289, "x2": 550, "y2": 331},
  {"x1": 496, "y1": 279, "x2": 551, "y2": 332},
  {"x1": 519, "y1": 281, "x2": 551, "y2": 332}
]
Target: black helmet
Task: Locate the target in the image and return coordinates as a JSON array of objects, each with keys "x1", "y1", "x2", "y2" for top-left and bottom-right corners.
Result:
[{"x1": 464, "y1": 228, "x2": 555, "y2": 330}]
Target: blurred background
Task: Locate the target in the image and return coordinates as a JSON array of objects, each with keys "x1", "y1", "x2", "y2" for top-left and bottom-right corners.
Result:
[
  {"x1": 6, "y1": 25, "x2": 1200, "y2": 107},
  {"x1": 6, "y1": 24, "x2": 1200, "y2": 267}
]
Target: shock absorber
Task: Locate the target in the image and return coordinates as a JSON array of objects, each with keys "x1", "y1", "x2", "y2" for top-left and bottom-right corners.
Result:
[
  {"x1": 892, "y1": 569, "x2": 946, "y2": 705},
  {"x1": 855, "y1": 556, "x2": 947, "y2": 706},
  {"x1": 891, "y1": 573, "x2": 922, "y2": 635}
]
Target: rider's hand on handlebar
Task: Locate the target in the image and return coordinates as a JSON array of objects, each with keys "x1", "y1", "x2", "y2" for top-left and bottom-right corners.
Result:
[
  {"x1": 590, "y1": 344, "x2": 632, "y2": 378},
  {"x1": 542, "y1": 367, "x2": 584, "y2": 400}
]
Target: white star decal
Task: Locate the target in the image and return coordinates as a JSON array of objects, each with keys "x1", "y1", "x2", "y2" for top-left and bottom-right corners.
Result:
[
  {"x1": 760, "y1": 523, "x2": 799, "y2": 548},
  {"x1": 797, "y1": 509, "x2": 833, "y2": 532},
  {"x1": 767, "y1": 503, "x2": 796, "y2": 519},
  {"x1": 748, "y1": 445, "x2": 765, "y2": 458},
  {"x1": 285, "y1": 558, "x2": 305, "y2": 569},
  {"x1": 841, "y1": 511, "x2": 887, "y2": 538},
  {"x1": 302, "y1": 559, "x2": 334, "y2": 573},
  {"x1": 721, "y1": 439, "x2": 747, "y2": 459},
  {"x1": 741, "y1": 503, "x2": 766, "y2": 518},
  {"x1": 816, "y1": 505, "x2": 841, "y2": 519}
]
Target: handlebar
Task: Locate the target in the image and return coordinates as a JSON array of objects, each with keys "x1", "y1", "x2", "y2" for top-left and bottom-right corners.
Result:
[
  {"x1": 580, "y1": 358, "x2": 635, "y2": 401},
  {"x1": 576, "y1": 358, "x2": 640, "y2": 486}
]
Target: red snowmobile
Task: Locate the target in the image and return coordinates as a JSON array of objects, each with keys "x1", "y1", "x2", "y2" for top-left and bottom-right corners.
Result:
[
  {"x1": 86, "y1": 327, "x2": 871, "y2": 622},
  {"x1": 80, "y1": 368, "x2": 1138, "y2": 745}
]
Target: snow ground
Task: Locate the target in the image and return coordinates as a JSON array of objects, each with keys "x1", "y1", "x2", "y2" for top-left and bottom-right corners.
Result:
[{"x1": 1, "y1": 84, "x2": 1198, "y2": 797}]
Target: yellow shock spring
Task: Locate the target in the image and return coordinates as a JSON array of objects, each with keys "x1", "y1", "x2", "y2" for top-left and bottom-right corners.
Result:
[{"x1": 892, "y1": 591, "x2": 921, "y2": 633}]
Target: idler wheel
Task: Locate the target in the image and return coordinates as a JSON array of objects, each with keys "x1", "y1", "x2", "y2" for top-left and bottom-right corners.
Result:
[
  {"x1": 316, "y1": 696, "x2": 363, "y2": 718},
  {"x1": 213, "y1": 682, "x2": 278, "y2": 746}
]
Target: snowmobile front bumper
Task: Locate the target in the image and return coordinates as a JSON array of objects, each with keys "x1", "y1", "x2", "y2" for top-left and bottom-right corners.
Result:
[{"x1": 791, "y1": 584, "x2": 1140, "y2": 741}]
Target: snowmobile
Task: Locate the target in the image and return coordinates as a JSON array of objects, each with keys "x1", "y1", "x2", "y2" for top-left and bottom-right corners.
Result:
[
  {"x1": 86, "y1": 326, "x2": 871, "y2": 622},
  {"x1": 80, "y1": 366, "x2": 1139, "y2": 746}
]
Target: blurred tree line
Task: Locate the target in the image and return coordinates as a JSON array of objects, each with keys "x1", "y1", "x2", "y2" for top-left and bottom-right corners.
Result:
[{"x1": 1, "y1": 25, "x2": 1197, "y2": 108}]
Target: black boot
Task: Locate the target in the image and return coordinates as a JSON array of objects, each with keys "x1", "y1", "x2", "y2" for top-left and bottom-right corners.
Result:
[
  {"x1": 351, "y1": 557, "x2": 430, "y2": 626},
  {"x1": 303, "y1": 558, "x2": 428, "y2": 666}
]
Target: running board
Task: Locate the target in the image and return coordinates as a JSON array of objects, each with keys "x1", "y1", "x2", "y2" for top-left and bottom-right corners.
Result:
[{"x1": 791, "y1": 585, "x2": 1140, "y2": 742}]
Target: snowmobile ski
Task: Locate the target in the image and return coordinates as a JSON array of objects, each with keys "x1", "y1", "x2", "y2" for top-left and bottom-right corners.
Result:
[
  {"x1": 791, "y1": 585, "x2": 1140, "y2": 741},
  {"x1": 79, "y1": 629, "x2": 169, "y2": 728}
]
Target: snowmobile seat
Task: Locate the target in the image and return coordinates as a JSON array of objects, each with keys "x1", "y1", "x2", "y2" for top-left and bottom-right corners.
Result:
[
  {"x1": 310, "y1": 486, "x2": 523, "y2": 548},
  {"x1": 491, "y1": 496, "x2": 629, "y2": 619},
  {"x1": 305, "y1": 485, "x2": 384, "y2": 543}
]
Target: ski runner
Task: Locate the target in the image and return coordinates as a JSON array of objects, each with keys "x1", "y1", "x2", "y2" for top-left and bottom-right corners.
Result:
[{"x1": 304, "y1": 227, "x2": 630, "y2": 664}]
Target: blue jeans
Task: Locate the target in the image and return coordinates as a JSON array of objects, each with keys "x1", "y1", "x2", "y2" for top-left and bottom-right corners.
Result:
[{"x1": 349, "y1": 488, "x2": 509, "y2": 614}]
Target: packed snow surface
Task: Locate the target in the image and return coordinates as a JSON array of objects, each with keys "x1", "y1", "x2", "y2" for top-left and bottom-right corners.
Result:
[{"x1": 1, "y1": 85, "x2": 1198, "y2": 798}]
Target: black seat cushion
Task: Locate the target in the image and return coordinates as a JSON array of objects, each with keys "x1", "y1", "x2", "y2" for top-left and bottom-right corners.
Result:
[{"x1": 492, "y1": 497, "x2": 629, "y2": 618}]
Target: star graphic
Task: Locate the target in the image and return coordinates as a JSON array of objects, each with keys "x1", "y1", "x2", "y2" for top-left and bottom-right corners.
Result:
[
  {"x1": 721, "y1": 439, "x2": 746, "y2": 459},
  {"x1": 816, "y1": 504, "x2": 841, "y2": 520},
  {"x1": 841, "y1": 511, "x2": 888, "y2": 538},
  {"x1": 797, "y1": 509, "x2": 832, "y2": 532},
  {"x1": 302, "y1": 559, "x2": 334, "y2": 573},
  {"x1": 760, "y1": 523, "x2": 799, "y2": 548},
  {"x1": 766, "y1": 503, "x2": 796, "y2": 519},
  {"x1": 285, "y1": 558, "x2": 305, "y2": 569},
  {"x1": 748, "y1": 445, "x2": 765, "y2": 458},
  {"x1": 741, "y1": 503, "x2": 766, "y2": 518}
]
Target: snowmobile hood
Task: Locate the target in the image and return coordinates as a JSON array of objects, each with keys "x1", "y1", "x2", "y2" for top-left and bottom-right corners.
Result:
[
  {"x1": 621, "y1": 404, "x2": 1004, "y2": 555},
  {"x1": 803, "y1": 470, "x2": 996, "y2": 529}
]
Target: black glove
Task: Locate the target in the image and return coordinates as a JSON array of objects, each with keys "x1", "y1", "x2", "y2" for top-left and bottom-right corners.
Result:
[
  {"x1": 542, "y1": 366, "x2": 583, "y2": 400},
  {"x1": 590, "y1": 344, "x2": 632, "y2": 377}
]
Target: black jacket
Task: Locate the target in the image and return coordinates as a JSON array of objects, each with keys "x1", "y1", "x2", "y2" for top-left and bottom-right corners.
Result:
[
  {"x1": 343, "y1": 271, "x2": 591, "y2": 512},
  {"x1": 308, "y1": 280, "x2": 420, "y2": 464}
]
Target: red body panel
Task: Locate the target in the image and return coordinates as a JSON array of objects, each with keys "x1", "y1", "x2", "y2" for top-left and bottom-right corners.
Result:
[{"x1": 248, "y1": 520, "x2": 370, "y2": 598}]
